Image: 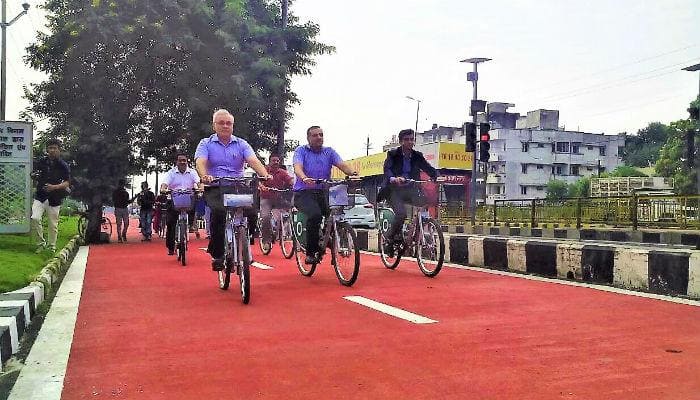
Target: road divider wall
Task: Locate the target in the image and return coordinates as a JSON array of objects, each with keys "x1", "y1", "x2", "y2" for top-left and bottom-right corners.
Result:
[{"x1": 354, "y1": 230, "x2": 700, "y2": 300}]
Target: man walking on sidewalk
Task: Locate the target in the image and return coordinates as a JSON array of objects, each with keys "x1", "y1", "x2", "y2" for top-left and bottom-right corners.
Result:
[
  {"x1": 31, "y1": 138, "x2": 71, "y2": 253},
  {"x1": 136, "y1": 181, "x2": 156, "y2": 241},
  {"x1": 112, "y1": 179, "x2": 131, "y2": 243}
]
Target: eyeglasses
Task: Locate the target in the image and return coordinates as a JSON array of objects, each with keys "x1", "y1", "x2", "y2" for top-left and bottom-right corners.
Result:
[{"x1": 215, "y1": 121, "x2": 234, "y2": 126}]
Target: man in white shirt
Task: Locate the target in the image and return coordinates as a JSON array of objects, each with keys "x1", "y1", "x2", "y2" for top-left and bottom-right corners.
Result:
[{"x1": 162, "y1": 152, "x2": 201, "y2": 255}]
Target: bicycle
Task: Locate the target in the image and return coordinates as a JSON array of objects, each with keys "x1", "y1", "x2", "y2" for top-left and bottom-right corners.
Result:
[
  {"x1": 154, "y1": 203, "x2": 168, "y2": 238},
  {"x1": 77, "y1": 210, "x2": 113, "y2": 240},
  {"x1": 377, "y1": 178, "x2": 446, "y2": 277},
  {"x1": 257, "y1": 187, "x2": 295, "y2": 259},
  {"x1": 292, "y1": 178, "x2": 361, "y2": 287},
  {"x1": 164, "y1": 188, "x2": 201, "y2": 267},
  {"x1": 212, "y1": 176, "x2": 258, "y2": 304}
]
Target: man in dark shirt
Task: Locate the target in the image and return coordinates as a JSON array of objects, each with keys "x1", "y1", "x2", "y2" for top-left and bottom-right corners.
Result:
[
  {"x1": 112, "y1": 179, "x2": 131, "y2": 243},
  {"x1": 31, "y1": 138, "x2": 71, "y2": 253},
  {"x1": 136, "y1": 181, "x2": 156, "y2": 241}
]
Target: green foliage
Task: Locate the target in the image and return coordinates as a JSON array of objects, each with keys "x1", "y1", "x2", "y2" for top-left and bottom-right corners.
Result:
[
  {"x1": 24, "y1": 0, "x2": 333, "y2": 241},
  {"x1": 567, "y1": 176, "x2": 591, "y2": 197},
  {"x1": 546, "y1": 179, "x2": 569, "y2": 200},
  {"x1": 622, "y1": 122, "x2": 671, "y2": 167},
  {"x1": 602, "y1": 165, "x2": 648, "y2": 178},
  {"x1": 655, "y1": 118, "x2": 697, "y2": 194}
]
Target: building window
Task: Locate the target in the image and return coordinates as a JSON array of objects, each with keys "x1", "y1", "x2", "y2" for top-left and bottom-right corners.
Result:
[
  {"x1": 521, "y1": 186, "x2": 527, "y2": 195},
  {"x1": 556, "y1": 142, "x2": 570, "y2": 153},
  {"x1": 571, "y1": 165, "x2": 580, "y2": 176},
  {"x1": 555, "y1": 166, "x2": 564, "y2": 175},
  {"x1": 587, "y1": 145, "x2": 593, "y2": 150},
  {"x1": 521, "y1": 164, "x2": 528, "y2": 174},
  {"x1": 536, "y1": 164, "x2": 544, "y2": 170},
  {"x1": 538, "y1": 143, "x2": 544, "y2": 148},
  {"x1": 599, "y1": 146, "x2": 606, "y2": 156},
  {"x1": 536, "y1": 186, "x2": 544, "y2": 191},
  {"x1": 587, "y1": 167, "x2": 594, "y2": 171},
  {"x1": 618, "y1": 146, "x2": 624, "y2": 157},
  {"x1": 572, "y1": 142, "x2": 581, "y2": 154},
  {"x1": 521, "y1": 142, "x2": 529, "y2": 152}
]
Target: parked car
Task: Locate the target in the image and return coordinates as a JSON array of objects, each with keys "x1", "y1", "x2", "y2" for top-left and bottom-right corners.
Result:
[{"x1": 345, "y1": 194, "x2": 376, "y2": 228}]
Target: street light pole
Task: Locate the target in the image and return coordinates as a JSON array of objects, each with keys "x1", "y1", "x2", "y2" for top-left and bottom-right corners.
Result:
[
  {"x1": 276, "y1": 0, "x2": 289, "y2": 160},
  {"x1": 460, "y1": 57, "x2": 491, "y2": 224},
  {"x1": 405, "y1": 96, "x2": 421, "y2": 134},
  {"x1": 682, "y1": 63, "x2": 700, "y2": 194},
  {"x1": 1, "y1": 1, "x2": 29, "y2": 120}
]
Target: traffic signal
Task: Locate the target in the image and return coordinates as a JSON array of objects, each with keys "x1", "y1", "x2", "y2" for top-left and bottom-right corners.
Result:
[
  {"x1": 464, "y1": 122, "x2": 476, "y2": 152},
  {"x1": 479, "y1": 123, "x2": 491, "y2": 162}
]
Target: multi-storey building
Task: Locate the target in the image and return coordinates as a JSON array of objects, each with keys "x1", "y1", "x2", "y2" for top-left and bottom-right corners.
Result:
[{"x1": 382, "y1": 104, "x2": 625, "y2": 204}]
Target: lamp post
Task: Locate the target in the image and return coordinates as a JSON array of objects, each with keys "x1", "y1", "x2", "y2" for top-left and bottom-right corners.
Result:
[
  {"x1": 460, "y1": 57, "x2": 491, "y2": 224},
  {"x1": 1, "y1": 1, "x2": 30, "y2": 120},
  {"x1": 405, "y1": 95, "x2": 421, "y2": 134},
  {"x1": 683, "y1": 63, "x2": 700, "y2": 194},
  {"x1": 275, "y1": 0, "x2": 289, "y2": 160}
]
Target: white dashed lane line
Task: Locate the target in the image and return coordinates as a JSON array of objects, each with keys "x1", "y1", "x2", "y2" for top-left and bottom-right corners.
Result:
[{"x1": 343, "y1": 296, "x2": 438, "y2": 324}]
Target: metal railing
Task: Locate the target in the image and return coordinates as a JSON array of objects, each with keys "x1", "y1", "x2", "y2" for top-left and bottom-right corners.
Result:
[{"x1": 437, "y1": 195, "x2": 700, "y2": 230}]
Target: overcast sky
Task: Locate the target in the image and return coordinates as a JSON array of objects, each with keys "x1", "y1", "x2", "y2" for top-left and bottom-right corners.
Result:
[{"x1": 6, "y1": 0, "x2": 700, "y2": 162}]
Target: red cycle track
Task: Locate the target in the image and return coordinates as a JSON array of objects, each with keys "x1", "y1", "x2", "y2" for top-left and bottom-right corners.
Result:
[{"x1": 60, "y1": 228, "x2": 700, "y2": 399}]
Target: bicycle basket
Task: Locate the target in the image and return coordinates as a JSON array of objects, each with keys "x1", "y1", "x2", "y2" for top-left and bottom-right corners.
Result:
[
  {"x1": 328, "y1": 184, "x2": 349, "y2": 207},
  {"x1": 172, "y1": 192, "x2": 194, "y2": 210}
]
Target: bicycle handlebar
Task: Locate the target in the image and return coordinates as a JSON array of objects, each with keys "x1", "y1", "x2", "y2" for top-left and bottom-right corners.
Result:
[{"x1": 390, "y1": 177, "x2": 446, "y2": 184}]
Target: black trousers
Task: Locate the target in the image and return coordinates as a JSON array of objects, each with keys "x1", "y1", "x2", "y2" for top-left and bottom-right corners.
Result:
[
  {"x1": 165, "y1": 208, "x2": 180, "y2": 252},
  {"x1": 205, "y1": 186, "x2": 256, "y2": 259},
  {"x1": 385, "y1": 185, "x2": 425, "y2": 240},
  {"x1": 293, "y1": 190, "x2": 329, "y2": 256}
]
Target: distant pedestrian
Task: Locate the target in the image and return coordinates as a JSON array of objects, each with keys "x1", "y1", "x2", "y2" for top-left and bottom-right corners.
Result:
[
  {"x1": 135, "y1": 181, "x2": 156, "y2": 241},
  {"x1": 112, "y1": 179, "x2": 131, "y2": 243},
  {"x1": 31, "y1": 138, "x2": 71, "y2": 253}
]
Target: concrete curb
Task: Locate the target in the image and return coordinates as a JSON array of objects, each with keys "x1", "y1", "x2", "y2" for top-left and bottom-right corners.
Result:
[
  {"x1": 0, "y1": 235, "x2": 82, "y2": 370},
  {"x1": 354, "y1": 230, "x2": 700, "y2": 300}
]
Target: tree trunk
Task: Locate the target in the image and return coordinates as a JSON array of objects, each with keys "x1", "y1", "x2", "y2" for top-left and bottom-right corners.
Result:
[{"x1": 85, "y1": 202, "x2": 104, "y2": 244}]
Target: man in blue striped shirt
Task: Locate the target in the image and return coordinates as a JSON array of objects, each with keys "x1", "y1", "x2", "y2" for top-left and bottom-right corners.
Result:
[{"x1": 293, "y1": 126, "x2": 357, "y2": 264}]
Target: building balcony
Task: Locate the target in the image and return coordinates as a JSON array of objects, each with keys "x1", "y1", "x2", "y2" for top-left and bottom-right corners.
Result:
[{"x1": 486, "y1": 174, "x2": 506, "y2": 184}]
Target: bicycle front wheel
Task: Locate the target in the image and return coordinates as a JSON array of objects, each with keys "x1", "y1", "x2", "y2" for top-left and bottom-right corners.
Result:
[
  {"x1": 416, "y1": 218, "x2": 445, "y2": 277},
  {"x1": 258, "y1": 217, "x2": 272, "y2": 255},
  {"x1": 378, "y1": 230, "x2": 402, "y2": 269},
  {"x1": 178, "y1": 221, "x2": 187, "y2": 266},
  {"x1": 219, "y1": 227, "x2": 234, "y2": 290},
  {"x1": 332, "y1": 222, "x2": 360, "y2": 287},
  {"x1": 237, "y1": 226, "x2": 251, "y2": 304},
  {"x1": 101, "y1": 217, "x2": 113, "y2": 239},
  {"x1": 280, "y1": 215, "x2": 295, "y2": 259}
]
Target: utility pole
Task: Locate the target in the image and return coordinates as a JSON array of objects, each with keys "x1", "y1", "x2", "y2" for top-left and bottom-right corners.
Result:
[
  {"x1": 1, "y1": 1, "x2": 30, "y2": 120},
  {"x1": 365, "y1": 135, "x2": 373, "y2": 156},
  {"x1": 275, "y1": 0, "x2": 289, "y2": 160},
  {"x1": 460, "y1": 57, "x2": 491, "y2": 224}
]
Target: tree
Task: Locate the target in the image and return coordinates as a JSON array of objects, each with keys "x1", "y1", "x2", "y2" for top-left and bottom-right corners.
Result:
[
  {"x1": 546, "y1": 179, "x2": 569, "y2": 200},
  {"x1": 655, "y1": 118, "x2": 697, "y2": 195},
  {"x1": 567, "y1": 176, "x2": 590, "y2": 198},
  {"x1": 622, "y1": 122, "x2": 671, "y2": 167},
  {"x1": 24, "y1": 0, "x2": 333, "y2": 242},
  {"x1": 604, "y1": 165, "x2": 648, "y2": 178}
]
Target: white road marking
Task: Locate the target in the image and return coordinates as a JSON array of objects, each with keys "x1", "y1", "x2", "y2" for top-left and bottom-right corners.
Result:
[
  {"x1": 359, "y1": 250, "x2": 700, "y2": 307},
  {"x1": 252, "y1": 262, "x2": 274, "y2": 270},
  {"x1": 343, "y1": 296, "x2": 438, "y2": 324}
]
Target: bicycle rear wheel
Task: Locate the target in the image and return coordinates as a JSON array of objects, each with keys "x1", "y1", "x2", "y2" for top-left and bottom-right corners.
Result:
[
  {"x1": 237, "y1": 226, "x2": 251, "y2": 304},
  {"x1": 416, "y1": 218, "x2": 444, "y2": 277},
  {"x1": 332, "y1": 222, "x2": 360, "y2": 287},
  {"x1": 178, "y1": 221, "x2": 187, "y2": 266},
  {"x1": 280, "y1": 214, "x2": 295, "y2": 259},
  {"x1": 378, "y1": 230, "x2": 402, "y2": 269},
  {"x1": 294, "y1": 240, "x2": 317, "y2": 276}
]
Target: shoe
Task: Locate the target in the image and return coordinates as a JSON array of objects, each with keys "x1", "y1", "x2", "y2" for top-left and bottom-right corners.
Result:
[
  {"x1": 211, "y1": 258, "x2": 224, "y2": 271},
  {"x1": 122, "y1": 236, "x2": 128, "y2": 243},
  {"x1": 118, "y1": 238, "x2": 123, "y2": 243},
  {"x1": 304, "y1": 255, "x2": 318, "y2": 265}
]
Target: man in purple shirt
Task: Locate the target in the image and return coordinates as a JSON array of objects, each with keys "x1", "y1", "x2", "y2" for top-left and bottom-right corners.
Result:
[
  {"x1": 195, "y1": 109, "x2": 271, "y2": 271},
  {"x1": 293, "y1": 125, "x2": 357, "y2": 264}
]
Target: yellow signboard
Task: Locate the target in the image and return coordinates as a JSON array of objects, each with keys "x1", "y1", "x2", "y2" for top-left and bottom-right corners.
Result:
[
  {"x1": 331, "y1": 142, "x2": 473, "y2": 178},
  {"x1": 331, "y1": 152, "x2": 386, "y2": 178},
  {"x1": 437, "y1": 143, "x2": 473, "y2": 170}
]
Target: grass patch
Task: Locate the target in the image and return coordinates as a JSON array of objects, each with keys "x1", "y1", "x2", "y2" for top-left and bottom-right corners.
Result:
[{"x1": 0, "y1": 216, "x2": 78, "y2": 293}]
